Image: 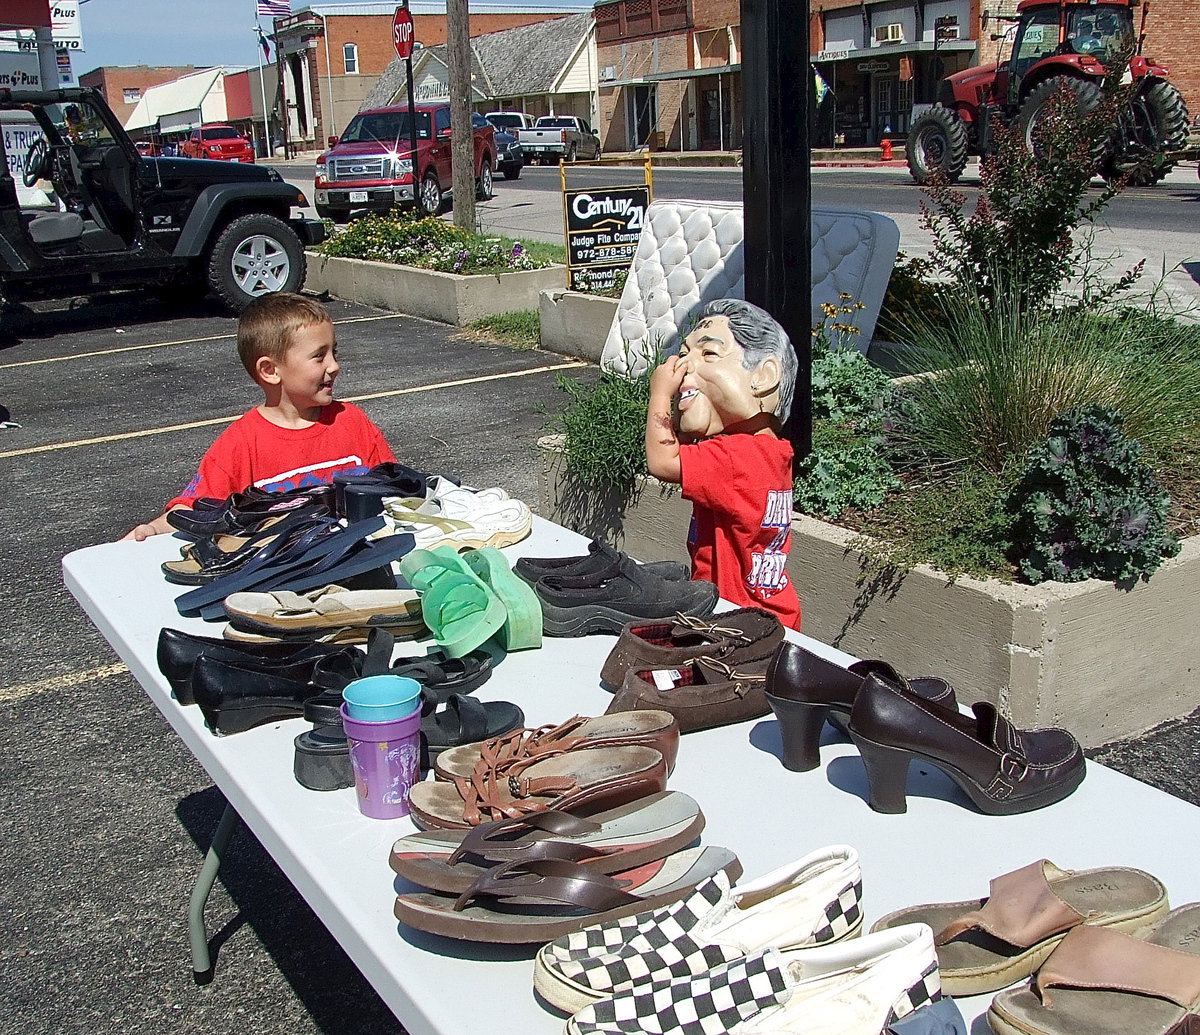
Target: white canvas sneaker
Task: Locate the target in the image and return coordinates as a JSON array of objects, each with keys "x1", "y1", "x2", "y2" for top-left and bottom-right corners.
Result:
[
  {"x1": 379, "y1": 490, "x2": 532, "y2": 551},
  {"x1": 535, "y1": 845, "x2": 863, "y2": 1013},
  {"x1": 563, "y1": 923, "x2": 941, "y2": 1035}
]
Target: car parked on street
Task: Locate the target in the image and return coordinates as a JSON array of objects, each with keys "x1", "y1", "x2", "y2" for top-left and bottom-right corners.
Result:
[
  {"x1": 314, "y1": 103, "x2": 496, "y2": 222},
  {"x1": 0, "y1": 88, "x2": 322, "y2": 314},
  {"x1": 478, "y1": 113, "x2": 523, "y2": 180},
  {"x1": 179, "y1": 124, "x2": 255, "y2": 163},
  {"x1": 517, "y1": 115, "x2": 601, "y2": 164}
]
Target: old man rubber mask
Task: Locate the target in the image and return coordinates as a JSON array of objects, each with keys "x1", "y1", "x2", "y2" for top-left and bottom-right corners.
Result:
[{"x1": 673, "y1": 299, "x2": 797, "y2": 439}]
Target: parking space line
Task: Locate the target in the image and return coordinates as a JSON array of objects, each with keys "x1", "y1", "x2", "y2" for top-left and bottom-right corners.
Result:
[
  {"x1": 0, "y1": 662, "x2": 130, "y2": 704},
  {"x1": 0, "y1": 313, "x2": 412, "y2": 370},
  {"x1": 0, "y1": 360, "x2": 586, "y2": 460}
]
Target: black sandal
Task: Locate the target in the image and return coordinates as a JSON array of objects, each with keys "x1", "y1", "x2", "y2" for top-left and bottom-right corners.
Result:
[{"x1": 421, "y1": 694, "x2": 524, "y2": 765}]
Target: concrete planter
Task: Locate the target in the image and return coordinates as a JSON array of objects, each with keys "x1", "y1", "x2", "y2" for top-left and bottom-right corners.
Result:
[
  {"x1": 304, "y1": 253, "x2": 567, "y2": 325},
  {"x1": 536, "y1": 436, "x2": 1200, "y2": 747},
  {"x1": 538, "y1": 290, "x2": 620, "y2": 362}
]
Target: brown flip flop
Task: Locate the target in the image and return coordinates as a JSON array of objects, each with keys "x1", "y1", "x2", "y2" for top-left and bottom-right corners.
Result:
[
  {"x1": 988, "y1": 903, "x2": 1200, "y2": 1035},
  {"x1": 406, "y1": 745, "x2": 669, "y2": 830},
  {"x1": 871, "y1": 859, "x2": 1170, "y2": 996},
  {"x1": 393, "y1": 844, "x2": 742, "y2": 943},
  {"x1": 389, "y1": 790, "x2": 705, "y2": 894}
]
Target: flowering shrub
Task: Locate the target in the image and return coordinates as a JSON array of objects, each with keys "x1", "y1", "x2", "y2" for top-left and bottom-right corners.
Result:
[{"x1": 321, "y1": 215, "x2": 550, "y2": 274}]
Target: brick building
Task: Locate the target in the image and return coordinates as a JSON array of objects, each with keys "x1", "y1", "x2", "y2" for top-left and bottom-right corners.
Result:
[
  {"x1": 595, "y1": 0, "x2": 1199, "y2": 154},
  {"x1": 271, "y1": 2, "x2": 589, "y2": 151},
  {"x1": 78, "y1": 66, "x2": 198, "y2": 126}
]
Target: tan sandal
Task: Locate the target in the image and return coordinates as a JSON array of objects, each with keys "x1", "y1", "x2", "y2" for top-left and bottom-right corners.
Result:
[
  {"x1": 407, "y1": 745, "x2": 669, "y2": 830},
  {"x1": 432, "y1": 711, "x2": 680, "y2": 781},
  {"x1": 988, "y1": 903, "x2": 1200, "y2": 1035},
  {"x1": 871, "y1": 859, "x2": 1169, "y2": 996}
]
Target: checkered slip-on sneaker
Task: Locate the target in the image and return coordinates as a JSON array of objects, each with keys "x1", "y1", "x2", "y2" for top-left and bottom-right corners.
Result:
[
  {"x1": 562, "y1": 923, "x2": 940, "y2": 1035},
  {"x1": 534, "y1": 845, "x2": 863, "y2": 1013}
]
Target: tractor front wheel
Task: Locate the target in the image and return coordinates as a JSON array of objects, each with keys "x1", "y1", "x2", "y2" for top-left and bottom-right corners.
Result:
[{"x1": 905, "y1": 104, "x2": 969, "y2": 186}]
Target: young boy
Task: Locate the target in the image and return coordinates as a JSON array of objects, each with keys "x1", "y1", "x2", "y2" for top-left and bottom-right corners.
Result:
[
  {"x1": 124, "y1": 293, "x2": 395, "y2": 541},
  {"x1": 645, "y1": 298, "x2": 802, "y2": 629}
]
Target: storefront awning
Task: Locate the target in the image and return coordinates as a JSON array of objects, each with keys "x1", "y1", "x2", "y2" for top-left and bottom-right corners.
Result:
[{"x1": 600, "y1": 62, "x2": 741, "y2": 90}]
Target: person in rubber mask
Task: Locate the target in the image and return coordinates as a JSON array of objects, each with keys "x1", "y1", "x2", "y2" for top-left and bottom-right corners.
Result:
[{"x1": 644, "y1": 298, "x2": 802, "y2": 629}]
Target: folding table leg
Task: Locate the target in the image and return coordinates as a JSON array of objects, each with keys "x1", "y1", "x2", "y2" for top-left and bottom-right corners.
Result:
[{"x1": 188, "y1": 800, "x2": 239, "y2": 985}]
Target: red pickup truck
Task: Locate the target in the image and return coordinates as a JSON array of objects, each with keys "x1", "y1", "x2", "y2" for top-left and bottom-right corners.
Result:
[
  {"x1": 314, "y1": 103, "x2": 496, "y2": 221},
  {"x1": 179, "y1": 124, "x2": 255, "y2": 162}
]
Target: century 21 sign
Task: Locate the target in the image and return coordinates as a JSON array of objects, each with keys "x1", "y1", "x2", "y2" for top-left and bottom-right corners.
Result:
[{"x1": 563, "y1": 185, "x2": 649, "y2": 293}]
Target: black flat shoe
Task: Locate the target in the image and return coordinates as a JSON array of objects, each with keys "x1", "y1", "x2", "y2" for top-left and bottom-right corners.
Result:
[
  {"x1": 764, "y1": 642, "x2": 957, "y2": 772},
  {"x1": 514, "y1": 541, "x2": 690, "y2": 585},
  {"x1": 191, "y1": 654, "x2": 341, "y2": 735},
  {"x1": 156, "y1": 627, "x2": 354, "y2": 705}
]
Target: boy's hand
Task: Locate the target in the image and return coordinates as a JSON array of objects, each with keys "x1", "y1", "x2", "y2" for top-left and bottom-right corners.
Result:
[
  {"x1": 122, "y1": 523, "x2": 159, "y2": 542},
  {"x1": 650, "y1": 355, "x2": 685, "y2": 399}
]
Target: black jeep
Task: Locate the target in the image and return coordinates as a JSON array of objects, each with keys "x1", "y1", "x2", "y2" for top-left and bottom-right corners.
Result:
[{"x1": 0, "y1": 87, "x2": 323, "y2": 314}]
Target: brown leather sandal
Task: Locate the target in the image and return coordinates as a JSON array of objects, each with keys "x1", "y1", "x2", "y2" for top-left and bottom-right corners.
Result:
[
  {"x1": 393, "y1": 844, "x2": 742, "y2": 942},
  {"x1": 988, "y1": 904, "x2": 1200, "y2": 1035},
  {"x1": 406, "y1": 745, "x2": 669, "y2": 830},
  {"x1": 871, "y1": 859, "x2": 1170, "y2": 996},
  {"x1": 431, "y1": 711, "x2": 680, "y2": 781}
]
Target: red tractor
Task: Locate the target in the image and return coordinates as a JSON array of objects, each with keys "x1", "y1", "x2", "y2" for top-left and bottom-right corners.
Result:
[{"x1": 906, "y1": 0, "x2": 1188, "y2": 186}]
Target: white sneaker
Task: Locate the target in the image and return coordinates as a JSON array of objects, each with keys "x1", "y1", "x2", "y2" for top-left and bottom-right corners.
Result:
[
  {"x1": 535, "y1": 845, "x2": 863, "y2": 1013},
  {"x1": 379, "y1": 491, "x2": 532, "y2": 551},
  {"x1": 424, "y1": 476, "x2": 509, "y2": 504},
  {"x1": 564, "y1": 923, "x2": 941, "y2": 1035}
]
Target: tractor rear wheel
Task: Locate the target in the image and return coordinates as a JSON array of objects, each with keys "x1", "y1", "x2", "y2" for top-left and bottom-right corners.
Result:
[
  {"x1": 1102, "y1": 79, "x2": 1190, "y2": 186},
  {"x1": 905, "y1": 104, "x2": 969, "y2": 185},
  {"x1": 1017, "y1": 76, "x2": 1110, "y2": 170}
]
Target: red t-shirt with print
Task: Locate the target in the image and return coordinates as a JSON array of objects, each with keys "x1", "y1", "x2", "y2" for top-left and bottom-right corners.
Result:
[
  {"x1": 167, "y1": 402, "x2": 395, "y2": 509},
  {"x1": 679, "y1": 432, "x2": 802, "y2": 630}
]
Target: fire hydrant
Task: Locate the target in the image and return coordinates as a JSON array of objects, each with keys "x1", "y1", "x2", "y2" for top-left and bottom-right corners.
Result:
[{"x1": 880, "y1": 138, "x2": 894, "y2": 160}]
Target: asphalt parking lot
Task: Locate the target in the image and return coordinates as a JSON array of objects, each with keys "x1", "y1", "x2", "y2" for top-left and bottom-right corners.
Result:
[{"x1": 1, "y1": 290, "x2": 1197, "y2": 1033}]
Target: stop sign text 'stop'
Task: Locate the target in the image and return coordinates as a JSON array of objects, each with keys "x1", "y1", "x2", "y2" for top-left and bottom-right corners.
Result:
[{"x1": 393, "y1": 6, "x2": 415, "y2": 60}]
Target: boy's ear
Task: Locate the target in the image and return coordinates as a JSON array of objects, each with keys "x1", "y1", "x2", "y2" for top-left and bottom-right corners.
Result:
[{"x1": 255, "y1": 355, "x2": 281, "y2": 385}]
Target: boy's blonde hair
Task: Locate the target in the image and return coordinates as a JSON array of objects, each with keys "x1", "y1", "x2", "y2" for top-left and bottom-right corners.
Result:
[{"x1": 237, "y1": 292, "x2": 332, "y2": 379}]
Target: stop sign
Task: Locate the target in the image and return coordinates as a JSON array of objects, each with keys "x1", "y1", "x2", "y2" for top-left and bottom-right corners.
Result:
[{"x1": 392, "y1": 6, "x2": 415, "y2": 60}]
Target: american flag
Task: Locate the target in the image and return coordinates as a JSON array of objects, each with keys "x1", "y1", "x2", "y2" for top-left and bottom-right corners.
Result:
[{"x1": 256, "y1": 1, "x2": 292, "y2": 17}]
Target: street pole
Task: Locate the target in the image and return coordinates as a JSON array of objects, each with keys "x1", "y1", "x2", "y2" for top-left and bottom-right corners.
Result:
[
  {"x1": 446, "y1": 0, "x2": 475, "y2": 230},
  {"x1": 740, "y1": 0, "x2": 812, "y2": 458},
  {"x1": 255, "y1": 23, "x2": 270, "y2": 159}
]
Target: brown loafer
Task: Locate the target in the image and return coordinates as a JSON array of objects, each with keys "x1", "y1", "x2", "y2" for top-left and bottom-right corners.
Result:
[
  {"x1": 765, "y1": 641, "x2": 956, "y2": 772},
  {"x1": 847, "y1": 674, "x2": 1086, "y2": 815},
  {"x1": 432, "y1": 711, "x2": 680, "y2": 781},
  {"x1": 605, "y1": 653, "x2": 774, "y2": 733},
  {"x1": 600, "y1": 608, "x2": 785, "y2": 688}
]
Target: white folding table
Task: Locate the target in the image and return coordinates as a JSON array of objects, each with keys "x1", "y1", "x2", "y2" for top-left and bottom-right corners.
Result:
[{"x1": 63, "y1": 517, "x2": 1200, "y2": 1035}]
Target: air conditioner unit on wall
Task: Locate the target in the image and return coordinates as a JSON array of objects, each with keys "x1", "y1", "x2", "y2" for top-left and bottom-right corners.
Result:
[{"x1": 873, "y1": 23, "x2": 904, "y2": 44}]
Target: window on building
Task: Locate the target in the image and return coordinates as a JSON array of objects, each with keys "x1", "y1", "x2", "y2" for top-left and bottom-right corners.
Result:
[
  {"x1": 343, "y1": 42, "x2": 359, "y2": 74},
  {"x1": 122, "y1": 88, "x2": 141, "y2": 103}
]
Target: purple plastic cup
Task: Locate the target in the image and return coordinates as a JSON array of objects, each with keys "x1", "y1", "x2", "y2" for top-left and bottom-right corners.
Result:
[{"x1": 340, "y1": 703, "x2": 422, "y2": 820}]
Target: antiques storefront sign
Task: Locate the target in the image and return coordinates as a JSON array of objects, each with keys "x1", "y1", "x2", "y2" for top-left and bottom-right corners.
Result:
[{"x1": 563, "y1": 185, "x2": 649, "y2": 293}]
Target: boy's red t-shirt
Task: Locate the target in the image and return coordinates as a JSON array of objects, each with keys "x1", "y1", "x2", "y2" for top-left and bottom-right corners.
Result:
[
  {"x1": 167, "y1": 402, "x2": 395, "y2": 509},
  {"x1": 679, "y1": 432, "x2": 802, "y2": 630}
]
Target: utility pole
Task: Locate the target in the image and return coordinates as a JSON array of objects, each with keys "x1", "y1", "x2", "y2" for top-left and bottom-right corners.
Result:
[
  {"x1": 741, "y1": 0, "x2": 812, "y2": 458},
  {"x1": 446, "y1": 0, "x2": 475, "y2": 230}
]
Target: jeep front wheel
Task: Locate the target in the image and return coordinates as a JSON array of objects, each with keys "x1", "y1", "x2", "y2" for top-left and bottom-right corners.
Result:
[
  {"x1": 906, "y1": 104, "x2": 968, "y2": 185},
  {"x1": 207, "y1": 213, "x2": 305, "y2": 312}
]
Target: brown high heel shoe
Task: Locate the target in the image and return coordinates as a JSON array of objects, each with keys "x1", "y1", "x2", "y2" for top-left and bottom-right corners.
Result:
[
  {"x1": 763, "y1": 641, "x2": 956, "y2": 772},
  {"x1": 847, "y1": 673, "x2": 1085, "y2": 815}
]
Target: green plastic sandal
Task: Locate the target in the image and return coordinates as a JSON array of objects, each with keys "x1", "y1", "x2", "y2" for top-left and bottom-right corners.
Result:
[
  {"x1": 400, "y1": 547, "x2": 506, "y2": 658},
  {"x1": 462, "y1": 547, "x2": 543, "y2": 651}
]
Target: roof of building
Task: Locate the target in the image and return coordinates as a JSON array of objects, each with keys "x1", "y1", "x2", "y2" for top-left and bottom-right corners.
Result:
[
  {"x1": 295, "y1": 2, "x2": 588, "y2": 15},
  {"x1": 123, "y1": 67, "x2": 228, "y2": 131},
  {"x1": 361, "y1": 10, "x2": 591, "y2": 109}
]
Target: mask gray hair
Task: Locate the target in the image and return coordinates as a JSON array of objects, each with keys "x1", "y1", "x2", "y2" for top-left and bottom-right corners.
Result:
[{"x1": 694, "y1": 298, "x2": 797, "y2": 422}]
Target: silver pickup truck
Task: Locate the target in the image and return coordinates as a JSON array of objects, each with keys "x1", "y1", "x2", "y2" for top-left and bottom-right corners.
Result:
[{"x1": 516, "y1": 116, "x2": 602, "y2": 164}]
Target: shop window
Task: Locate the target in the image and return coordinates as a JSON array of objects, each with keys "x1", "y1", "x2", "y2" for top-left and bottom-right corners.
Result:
[{"x1": 343, "y1": 42, "x2": 359, "y2": 75}]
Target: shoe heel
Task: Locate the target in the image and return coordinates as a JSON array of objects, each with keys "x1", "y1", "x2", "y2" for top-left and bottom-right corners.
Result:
[
  {"x1": 766, "y1": 694, "x2": 829, "y2": 772},
  {"x1": 849, "y1": 731, "x2": 912, "y2": 814}
]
